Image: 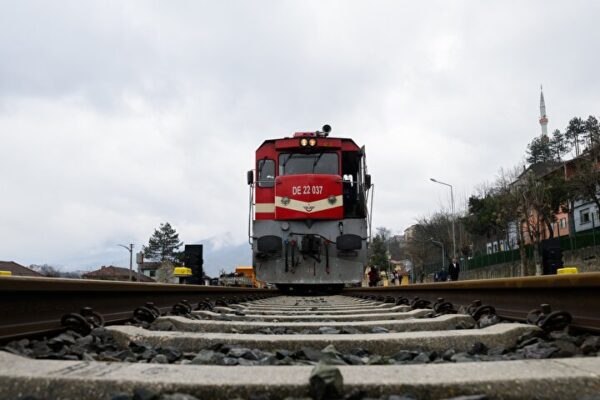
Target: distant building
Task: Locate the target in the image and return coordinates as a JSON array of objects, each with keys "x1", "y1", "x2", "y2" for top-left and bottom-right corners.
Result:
[
  {"x1": 137, "y1": 261, "x2": 162, "y2": 279},
  {"x1": 0, "y1": 261, "x2": 44, "y2": 277},
  {"x1": 82, "y1": 265, "x2": 154, "y2": 282},
  {"x1": 404, "y1": 225, "x2": 418, "y2": 242},
  {"x1": 573, "y1": 198, "x2": 600, "y2": 233}
]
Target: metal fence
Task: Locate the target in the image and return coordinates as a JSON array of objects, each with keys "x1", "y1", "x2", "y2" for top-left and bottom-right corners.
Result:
[{"x1": 422, "y1": 226, "x2": 600, "y2": 274}]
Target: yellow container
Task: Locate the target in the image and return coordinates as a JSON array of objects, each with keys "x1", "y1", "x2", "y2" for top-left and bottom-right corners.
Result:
[
  {"x1": 0, "y1": 271, "x2": 12, "y2": 276},
  {"x1": 173, "y1": 267, "x2": 192, "y2": 276},
  {"x1": 557, "y1": 267, "x2": 578, "y2": 274}
]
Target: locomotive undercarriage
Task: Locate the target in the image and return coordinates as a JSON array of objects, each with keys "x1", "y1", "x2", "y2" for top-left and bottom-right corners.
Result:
[{"x1": 252, "y1": 219, "x2": 367, "y2": 290}]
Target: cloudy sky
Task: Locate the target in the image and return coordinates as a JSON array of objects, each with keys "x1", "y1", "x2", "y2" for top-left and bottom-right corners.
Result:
[{"x1": 1, "y1": 1, "x2": 599, "y2": 273}]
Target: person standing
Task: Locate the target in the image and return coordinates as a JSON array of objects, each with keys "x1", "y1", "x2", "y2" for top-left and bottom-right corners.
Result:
[
  {"x1": 448, "y1": 258, "x2": 460, "y2": 281},
  {"x1": 368, "y1": 267, "x2": 379, "y2": 287}
]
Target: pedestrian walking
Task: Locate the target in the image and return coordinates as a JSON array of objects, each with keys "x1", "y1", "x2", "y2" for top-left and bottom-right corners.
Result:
[{"x1": 448, "y1": 258, "x2": 460, "y2": 281}]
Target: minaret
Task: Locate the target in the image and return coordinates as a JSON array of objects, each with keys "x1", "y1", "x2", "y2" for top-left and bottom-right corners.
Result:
[{"x1": 539, "y1": 85, "x2": 548, "y2": 137}]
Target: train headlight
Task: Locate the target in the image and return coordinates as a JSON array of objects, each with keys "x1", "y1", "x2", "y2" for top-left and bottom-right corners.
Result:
[
  {"x1": 300, "y1": 138, "x2": 308, "y2": 147},
  {"x1": 328, "y1": 195, "x2": 337, "y2": 204},
  {"x1": 281, "y1": 222, "x2": 290, "y2": 231},
  {"x1": 308, "y1": 138, "x2": 317, "y2": 147},
  {"x1": 281, "y1": 196, "x2": 290, "y2": 205}
]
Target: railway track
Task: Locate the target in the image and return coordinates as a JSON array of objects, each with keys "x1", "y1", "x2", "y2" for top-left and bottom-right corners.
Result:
[{"x1": 1, "y1": 275, "x2": 600, "y2": 399}]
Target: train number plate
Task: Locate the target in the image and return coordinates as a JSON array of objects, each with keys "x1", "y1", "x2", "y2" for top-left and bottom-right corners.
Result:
[{"x1": 292, "y1": 185, "x2": 323, "y2": 195}]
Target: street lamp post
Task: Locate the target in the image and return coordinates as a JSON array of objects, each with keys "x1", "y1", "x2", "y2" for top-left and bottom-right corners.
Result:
[
  {"x1": 430, "y1": 178, "x2": 456, "y2": 258},
  {"x1": 118, "y1": 243, "x2": 134, "y2": 281}
]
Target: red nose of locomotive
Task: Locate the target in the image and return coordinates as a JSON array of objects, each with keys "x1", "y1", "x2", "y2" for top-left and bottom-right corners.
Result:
[{"x1": 274, "y1": 174, "x2": 343, "y2": 220}]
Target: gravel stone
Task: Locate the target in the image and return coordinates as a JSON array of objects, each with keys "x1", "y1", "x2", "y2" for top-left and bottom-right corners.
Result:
[
  {"x1": 152, "y1": 354, "x2": 168, "y2": 364},
  {"x1": 159, "y1": 394, "x2": 201, "y2": 400},
  {"x1": 468, "y1": 342, "x2": 488, "y2": 355},
  {"x1": 411, "y1": 352, "x2": 431, "y2": 363},
  {"x1": 91, "y1": 327, "x2": 110, "y2": 339},
  {"x1": 141, "y1": 349, "x2": 158, "y2": 360},
  {"x1": 114, "y1": 350, "x2": 136, "y2": 361},
  {"x1": 133, "y1": 387, "x2": 157, "y2": 400},
  {"x1": 309, "y1": 362, "x2": 344, "y2": 400},
  {"x1": 549, "y1": 330, "x2": 581, "y2": 345},
  {"x1": 276, "y1": 349, "x2": 293, "y2": 359},
  {"x1": 190, "y1": 349, "x2": 224, "y2": 365},
  {"x1": 450, "y1": 352, "x2": 476, "y2": 363},
  {"x1": 321, "y1": 344, "x2": 342, "y2": 357},
  {"x1": 31, "y1": 342, "x2": 52, "y2": 358},
  {"x1": 297, "y1": 347, "x2": 324, "y2": 362},
  {"x1": 75, "y1": 335, "x2": 94, "y2": 346},
  {"x1": 237, "y1": 358, "x2": 257, "y2": 366},
  {"x1": 349, "y1": 348, "x2": 370, "y2": 358},
  {"x1": 391, "y1": 350, "x2": 416, "y2": 362},
  {"x1": 318, "y1": 327, "x2": 340, "y2": 335},
  {"x1": 581, "y1": 336, "x2": 600, "y2": 354},
  {"x1": 554, "y1": 339, "x2": 579, "y2": 356},
  {"x1": 275, "y1": 356, "x2": 295, "y2": 365},
  {"x1": 441, "y1": 349, "x2": 456, "y2": 360},
  {"x1": 367, "y1": 354, "x2": 385, "y2": 365},
  {"x1": 341, "y1": 354, "x2": 365, "y2": 365},
  {"x1": 129, "y1": 341, "x2": 151, "y2": 353},
  {"x1": 486, "y1": 347, "x2": 506, "y2": 356},
  {"x1": 220, "y1": 356, "x2": 239, "y2": 365},
  {"x1": 157, "y1": 347, "x2": 182, "y2": 363},
  {"x1": 52, "y1": 333, "x2": 77, "y2": 345},
  {"x1": 371, "y1": 327, "x2": 389, "y2": 334},
  {"x1": 245, "y1": 349, "x2": 265, "y2": 361},
  {"x1": 228, "y1": 347, "x2": 250, "y2": 358},
  {"x1": 519, "y1": 342, "x2": 558, "y2": 359},
  {"x1": 258, "y1": 355, "x2": 278, "y2": 365}
]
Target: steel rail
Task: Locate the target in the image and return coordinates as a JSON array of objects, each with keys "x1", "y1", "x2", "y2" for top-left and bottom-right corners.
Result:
[
  {"x1": 344, "y1": 273, "x2": 600, "y2": 332},
  {"x1": 0, "y1": 276, "x2": 275, "y2": 341}
]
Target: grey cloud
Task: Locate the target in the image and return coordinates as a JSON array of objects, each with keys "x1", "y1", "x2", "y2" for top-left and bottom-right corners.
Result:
[{"x1": 1, "y1": 1, "x2": 599, "y2": 270}]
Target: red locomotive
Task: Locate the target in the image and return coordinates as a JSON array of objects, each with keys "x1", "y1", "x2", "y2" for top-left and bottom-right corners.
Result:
[{"x1": 247, "y1": 125, "x2": 372, "y2": 291}]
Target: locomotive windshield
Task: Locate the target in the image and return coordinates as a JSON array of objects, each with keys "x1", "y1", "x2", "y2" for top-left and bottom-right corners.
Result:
[{"x1": 278, "y1": 152, "x2": 338, "y2": 175}]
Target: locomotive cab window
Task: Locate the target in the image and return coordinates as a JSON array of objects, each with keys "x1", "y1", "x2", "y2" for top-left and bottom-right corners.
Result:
[
  {"x1": 342, "y1": 151, "x2": 366, "y2": 218},
  {"x1": 257, "y1": 159, "x2": 275, "y2": 188},
  {"x1": 278, "y1": 153, "x2": 338, "y2": 175}
]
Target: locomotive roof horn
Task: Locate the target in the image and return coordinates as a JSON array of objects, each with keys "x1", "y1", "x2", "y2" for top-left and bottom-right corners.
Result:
[{"x1": 319, "y1": 124, "x2": 331, "y2": 137}]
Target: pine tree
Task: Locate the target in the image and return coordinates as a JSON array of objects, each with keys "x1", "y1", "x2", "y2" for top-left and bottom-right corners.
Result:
[
  {"x1": 549, "y1": 129, "x2": 569, "y2": 160},
  {"x1": 584, "y1": 115, "x2": 600, "y2": 149},
  {"x1": 143, "y1": 222, "x2": 183, "y2": 262},
  {"x1": 565, "y1": 117, "x2": 586, "y2": 156},
  {"x1": 526, "y1": 135, "x2": 553, "y2": 164},
  {"x1": 368, "y1": 231, "x2": 389, "y2": 272}
]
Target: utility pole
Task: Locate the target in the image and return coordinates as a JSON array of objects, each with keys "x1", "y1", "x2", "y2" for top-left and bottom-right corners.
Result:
[
  {"x1": 118, "y1": 243, "x2": 134, "y2": 281},
  {"x1": 430, "y1": 178, "x2": 456, "y2": 258}
]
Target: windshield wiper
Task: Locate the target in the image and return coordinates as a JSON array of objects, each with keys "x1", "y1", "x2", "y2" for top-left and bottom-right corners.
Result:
[
  {"x1": 281, "y1": 153, "x2": 296, "y2": 170},
  {"x1": 312, "y1": 153, "x2": 323, "y2": 173}
]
